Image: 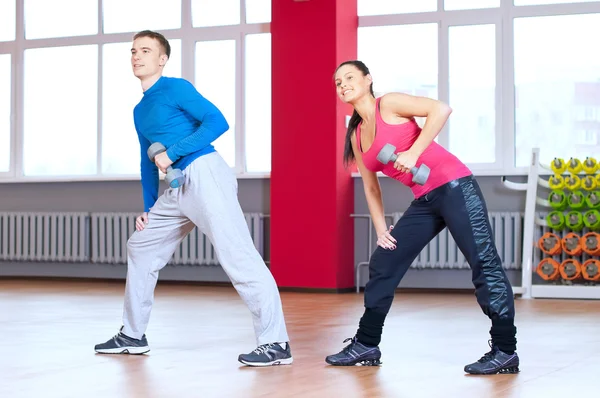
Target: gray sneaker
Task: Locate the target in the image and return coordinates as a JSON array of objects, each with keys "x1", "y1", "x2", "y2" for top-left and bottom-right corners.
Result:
[
  {"x1": 238, "y1": 342, "x2": 293, "y2": 367},
  {"x1": 94, "y1": 327, "x2": 150, "y2": 355},
  {"x1": 464, "y1": 340, "x2": 520, "y2": 375}
]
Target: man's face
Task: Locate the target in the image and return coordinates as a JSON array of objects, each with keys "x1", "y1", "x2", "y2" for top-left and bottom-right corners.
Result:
[{"x1": 130, "y1": 36, "x2": 167, "y2": 79}]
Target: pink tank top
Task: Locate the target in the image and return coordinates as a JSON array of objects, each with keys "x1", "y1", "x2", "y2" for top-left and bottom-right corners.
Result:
[{"x1": 356, "y1": 97, "x2": 472, "y2": 198}]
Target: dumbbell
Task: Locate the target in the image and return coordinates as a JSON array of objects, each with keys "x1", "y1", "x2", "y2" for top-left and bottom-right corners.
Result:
[
  {"x1": 585, "y1": 191, "x2": 600, "y2": 209},
  {"x1": 582, "y1": 157, "x2": 598, "y2": 174},
  {"x1": 564, "y1": 175, "x2": 581, "y2": 190},
  {"x1": 546, "y1": 211, "x2": 565, "y2": 230},
  {"x1": 565, "y1": 211, "x2": 584, "y2": 232},
  {"x1": 567, "y1": 157, "x2": 582, "y2": 175},
  {"x1": 550, "y1": 157, "x2": 567, "y2": 174},
  {"x1": 376, "y1": 143, "x2": 430, "y2": 185},
  {"x1": 583, "y1": 210, "x2": 600, "y2": 231},
  {"x1": 548, "y1": 175, "x2": 565, "y2": 190},
  {"x1": 536, "y1": 258, "x2": 560, "y2": 281},
  {"x1": 567, "y1": 191, "x2": 585, "y2": 210},
  {"x1": 548, "y1": 190, "x2": 567, "y2": 211},
  {"x1": 147, "y1": 142, "x2": 185, "y2": 189}
]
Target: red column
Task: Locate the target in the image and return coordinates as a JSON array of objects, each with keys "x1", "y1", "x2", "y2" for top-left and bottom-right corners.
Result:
[{"x1": 270, "y1": 0, "x2": 357, "y2": 291}]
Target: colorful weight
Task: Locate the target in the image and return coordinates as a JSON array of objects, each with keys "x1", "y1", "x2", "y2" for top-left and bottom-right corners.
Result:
[
  {"x1": 582, "y1": 259, "x2": 600, "y2": 282},
  {"x1": 550, "y1": 158, "x2": 567, "y2": 175},
  {"x1": 538, "y1": 232, "x2": 562, "y2": 256},
  {"x1": 567, "y1": 191, "x2": 585, "y2": 210},
  {"x1": 559, "y1": 259, "x2": 582, "y2": 281},
  {"x1": 548, "y1": 175, "x2": 565, "y2": 190},
  {"x1": 561, "y1": 232, "x2": 582, "y2": 256},
  {"x1": 536, "y1": 258, "x2": 560, "y2": 281},
  {"x1": 582, "y1": 157, "x2": 598, "y2": 174},
  {"x1": 546, "y1": 211, "x2": 565, "y2": 230},
  {"x1": 581, "y1": 232, "x2": 600, "y2": 256},
  {"x1": 585, "y1": 191, "x2": 600, "y2": 210},
  {"x1": 567, "y1": 157, "x2": 583, "y2": 175},
  {"x1": 583, "y1": 210, "x2": 600, "y2": 231},
  {"x1": 564, "y1": 175, "x2": 581, "y2": 191},
  {"x1": 548, "y1": 190, "x2": 567, "y2": 210},
  {"x1": 581, "y1": 176, "x2": 597, "y2": 191},
  {"x1": 566, "y1": 211, "x2": 584, "y2": 231},
  {"x1": 596, "y1": 174, "x2": 600, "y2": 187}
]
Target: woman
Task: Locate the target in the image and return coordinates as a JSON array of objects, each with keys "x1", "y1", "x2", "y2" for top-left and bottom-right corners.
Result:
[{"x1": 326, "y1": 60, "x2": 519, "y2": 375}]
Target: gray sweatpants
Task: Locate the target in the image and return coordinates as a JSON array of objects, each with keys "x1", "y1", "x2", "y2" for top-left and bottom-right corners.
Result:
[{"x1": 121, "y1": 152, "x2": 290, "y2": 346}]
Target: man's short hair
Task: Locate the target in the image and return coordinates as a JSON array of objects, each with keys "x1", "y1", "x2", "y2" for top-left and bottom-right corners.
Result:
[{"x1": 133, "y1": 30, "x2": 171, "y2": 58}]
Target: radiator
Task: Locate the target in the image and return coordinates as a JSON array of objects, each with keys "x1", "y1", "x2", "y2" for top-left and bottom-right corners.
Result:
[
  {"x1": 89, "y1": 212, "x2": 266, "y2": 265},
  {"x1": 0, "y1": 212, "x2": 89, "y2": 262},
  {"x1": 389, "y1": 211, "x2": 523, "y2": 270}
]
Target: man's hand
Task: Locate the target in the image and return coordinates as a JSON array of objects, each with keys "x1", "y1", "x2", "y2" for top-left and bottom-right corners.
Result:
[
  {"x1": 136, "y1": 212, "x2": 149, "y2": 231},
  {"x1": 154, "y1": 151, "x2": 173, "y2": 174}
]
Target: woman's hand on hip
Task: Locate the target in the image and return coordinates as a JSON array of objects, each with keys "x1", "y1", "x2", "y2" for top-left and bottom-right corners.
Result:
[{"x1": 377, "y1": 225, "x2": 397, "y2": 250}]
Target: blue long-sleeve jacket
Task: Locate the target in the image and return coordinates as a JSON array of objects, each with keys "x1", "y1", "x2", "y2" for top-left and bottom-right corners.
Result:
[{"x1": 133, "y1": 76, "x2": 229, "y2": 212}]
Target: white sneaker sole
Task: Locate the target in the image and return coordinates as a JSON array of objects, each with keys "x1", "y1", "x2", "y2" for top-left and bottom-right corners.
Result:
[
  {"x1": 239, "y1": 357, "x2": 294, "y2": 367},
  {"x1": 95, "y1": 346, "x2": 150, "y2": 355}
]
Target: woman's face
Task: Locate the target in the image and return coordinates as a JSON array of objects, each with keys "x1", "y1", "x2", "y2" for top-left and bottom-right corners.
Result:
[{"x1": 334, "y1": 64, "x2": 371, "y2": 104}]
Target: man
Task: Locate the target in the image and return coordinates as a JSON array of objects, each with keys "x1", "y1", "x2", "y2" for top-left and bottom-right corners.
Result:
[{"x1": 94, "y1": 30, "x2": 293, "y2": 367}]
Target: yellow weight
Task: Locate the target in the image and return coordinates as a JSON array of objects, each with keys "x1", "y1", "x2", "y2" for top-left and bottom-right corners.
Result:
[
  {"x1": 567, "y1": 157, "x2": 583, "y2": 175},
  {"x1": 550, "y1": 157, "x2": 567, "y2": 174},
  {"x1": 582, "y1": 175, "x2": 597, "y2": 191},
  {"x1": 548, "y1": 174, "x2": 565, "y2": 190},
  {"x1": 564, "y1": 174, "x2": 581, "y2": 190},
  {"x1": 596, "y1": 174, "x2": 600, "y2": 187},
  {"x1": 582, "y1": 157, "x2": 598, "y2": 174}
]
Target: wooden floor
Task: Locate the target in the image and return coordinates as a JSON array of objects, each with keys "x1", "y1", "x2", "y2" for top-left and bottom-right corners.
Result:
[{"x1": 1, "y1": 280, "x2": 599, "y2": 398}]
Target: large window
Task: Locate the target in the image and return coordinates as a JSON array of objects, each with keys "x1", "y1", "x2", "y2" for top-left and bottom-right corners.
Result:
[
  {"x1": 0, "y1": 0, "x2": 16, "y2": 42},
  {"x1": 0, "y1": 54, "x2": 10, "y2": 172},
  {"x1": 24, "y1": 45, "x2": 98, "y2": 176},
  {"x1": 1, "y1": 0, "x2": 271, "y2": 182},
  {"x1": 358, "y1": 0, "x2": 600, "y2": 174},
  {"x1": 358, "y1": 0, "x2": 437, "y2": 16},
  {"x1": 244, "y1": 33, "x2": 271, "y2": 172},
  {"x1": 103, "y1": 0, "x2": 182, "y2": 34},
  {"x1": 24, "y1": 0, "x2": 98, "y2": 39},
  {"x1": 195, "y1": 40, "x2": 237, "y2": 167},
  {"x1": 514, "y1": 13, "x2": 600, "y2": 167},
  {"x1": 448, "y1": 24, "x2": 496, "y2": 164}
]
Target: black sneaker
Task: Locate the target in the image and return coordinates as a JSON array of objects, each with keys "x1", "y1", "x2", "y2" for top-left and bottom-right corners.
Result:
[
  {"x1": 238, "y1": 342, "x2": 293, "y2": 367},
  {"x1": 325, "y1": 337, "x2": 382, "y2": 366},
  {"x1": 94, "y1": 328, "x2": 150, "y2": 355},
  {"x1": 464, "y1": 340, "x2": 520, "y2": 375}
]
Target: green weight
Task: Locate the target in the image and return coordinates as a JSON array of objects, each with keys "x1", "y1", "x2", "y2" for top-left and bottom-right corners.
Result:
[
  {"x1": 548, "y1": 190, "x2": 567, "y2": 210},
  {"x1": 567, "y1": 191, "x2": 585, "y2": 210},
  {"x1": 565, "y1": 211, "x2": 584, "y2": 231},
  {"x1": 583, "y1": 210, "x2": 600, "y2": 231},
  {"x1": 546, "y1": 211, "x2": 565, "y2": 230},
  {"x1": 585, "y1": 191, "x2": 600, "y2": 210}
]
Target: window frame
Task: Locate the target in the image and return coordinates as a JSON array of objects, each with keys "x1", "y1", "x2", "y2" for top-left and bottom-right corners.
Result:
[
  {"x1": 357, "y1": 0, "x2": 600, "y2": 177},
  {"x1": 0, "y1": 0, "x2": 271, "y2": 184}
]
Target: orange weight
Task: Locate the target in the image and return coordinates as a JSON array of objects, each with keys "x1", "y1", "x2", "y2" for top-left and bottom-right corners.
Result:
[
  {"x1": 581, "y1": 232, "x2": 600, "y2": 256},
  {"x1": 559, "y1": 259, "x2": 582, "y2": 281},
  {"x1": 581, "y1": 259, "x2": 600, "y2": 281},
  {"x1": 561, "y1": 232, "x2": 582, "y2": 256},
  {"x1": 536, "y1": 258, "x2": 560, "y2": 281},
  {"x1": 538, "y1": 233, "x2": 562, "y2": 255}
]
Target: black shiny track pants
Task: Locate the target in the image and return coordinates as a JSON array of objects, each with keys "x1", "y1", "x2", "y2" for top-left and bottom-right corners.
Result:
[{"x1": 356, "y1": 175, "x2": 517, "y2": 353}]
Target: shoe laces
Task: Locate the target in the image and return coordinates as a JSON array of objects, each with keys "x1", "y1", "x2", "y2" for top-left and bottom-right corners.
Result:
[
  {"x1": 341, "y1": 337, "x2": 358, "y2": 353},
  {"x1": 478, "y1": 339, "x2": 498, "y2": 363},
  {"x1": 252, "y1": 343, "x2": 275, "y2": 355}
]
